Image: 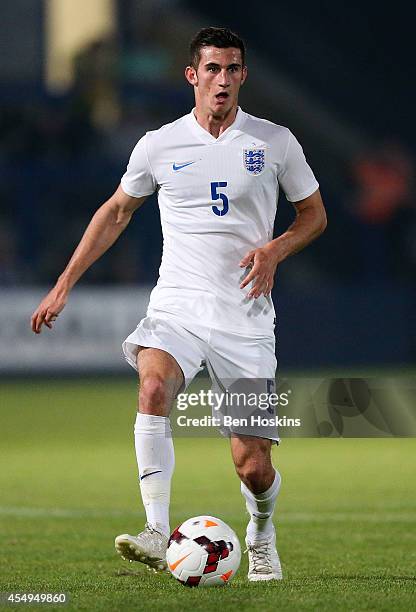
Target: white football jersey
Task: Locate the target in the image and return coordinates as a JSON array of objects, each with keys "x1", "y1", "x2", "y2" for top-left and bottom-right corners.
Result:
[{"x1": 121, "y1": 107, "x2": 319, "y2": 335}]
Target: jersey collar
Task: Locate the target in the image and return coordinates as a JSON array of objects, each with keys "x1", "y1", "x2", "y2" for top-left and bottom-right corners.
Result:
[{"x1": 187, "y1": 106, "x2": 246, "y2": 144}]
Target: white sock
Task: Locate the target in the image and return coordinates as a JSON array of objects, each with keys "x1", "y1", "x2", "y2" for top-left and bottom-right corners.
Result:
[
  {"x1": 241, "y1": 469, "x2": 281, "y2": 543},
  {"x1": 134, "y1": 412, "x2": 174, "y2": 538}
]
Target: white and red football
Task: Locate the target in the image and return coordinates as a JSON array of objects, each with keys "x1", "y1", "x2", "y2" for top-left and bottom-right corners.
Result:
[{"x1": 166, "y1": 515, "x2": 241, "y2": 587}]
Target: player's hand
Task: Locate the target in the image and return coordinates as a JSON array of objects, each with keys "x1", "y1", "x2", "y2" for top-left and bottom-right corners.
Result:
[
  {"x1": 31, "y1": 286, "x2": 68, "y2": 334},
  {"x1": 239, "y1": 244, "x2": 279, "y2": 299}
]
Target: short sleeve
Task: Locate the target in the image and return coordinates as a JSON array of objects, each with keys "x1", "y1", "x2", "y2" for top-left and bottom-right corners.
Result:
[
  {"x1": 278, "y1": 131, "x2": 319, "y2": 202},
  {"x1": 120, "y1": 134, "x2": 157, "y2": 198}
]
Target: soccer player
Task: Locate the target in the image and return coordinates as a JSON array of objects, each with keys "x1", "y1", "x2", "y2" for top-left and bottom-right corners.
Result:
[{"x1": 31, "y1": 27, "x2": 326, "y2": 581}]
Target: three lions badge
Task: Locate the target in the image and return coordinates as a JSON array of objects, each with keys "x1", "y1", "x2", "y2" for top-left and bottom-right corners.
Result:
[{"x1": 243, "y1": 147, "x2": 265, "y2": 175}]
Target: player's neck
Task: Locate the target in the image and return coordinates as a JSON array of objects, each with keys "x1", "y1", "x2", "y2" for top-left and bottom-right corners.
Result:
[{"x1": 193, "y1": 105, "x2": 238, "y2": 139}]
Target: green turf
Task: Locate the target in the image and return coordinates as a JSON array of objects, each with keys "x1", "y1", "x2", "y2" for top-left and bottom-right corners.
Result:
[{"x1": 1, "y1": 379, "x2": 415, "y2": 611}]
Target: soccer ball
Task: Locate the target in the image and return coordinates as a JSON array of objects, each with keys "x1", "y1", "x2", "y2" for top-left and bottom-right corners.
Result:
[{"x1": 166, "y1": 515, "x2": 241, "y2": 587}]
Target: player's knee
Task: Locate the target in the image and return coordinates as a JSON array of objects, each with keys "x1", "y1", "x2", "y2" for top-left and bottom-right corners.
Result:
[
  {"x1": 235, "y1": 457, "x2": 265, "y2": 488},
  {"x1": 139, "y1": 375, "x2": 167, "y2": 412},
  {"x1": 234, "y1": 441, "x2": 273, "y2": 491}
]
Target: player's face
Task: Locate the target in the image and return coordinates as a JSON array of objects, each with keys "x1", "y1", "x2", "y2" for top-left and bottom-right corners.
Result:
[{"x1": 185, "y1": 46, "x2": 247, "y2": 117}]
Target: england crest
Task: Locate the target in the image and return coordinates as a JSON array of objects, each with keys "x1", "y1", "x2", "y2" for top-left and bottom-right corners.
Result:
[{"x1": 243, "y1": 147, "x2": 265, "y2": 175}]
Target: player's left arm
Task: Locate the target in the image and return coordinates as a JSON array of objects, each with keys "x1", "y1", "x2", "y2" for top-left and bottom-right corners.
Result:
[{"x1": 239, "y1": 189, "x2": 327, "y2": 298}]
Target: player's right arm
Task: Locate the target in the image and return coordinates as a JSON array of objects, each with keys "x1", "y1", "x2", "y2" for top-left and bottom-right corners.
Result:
[{"x1": 31, "y1": 185, "x2": 147, "y2": 334}]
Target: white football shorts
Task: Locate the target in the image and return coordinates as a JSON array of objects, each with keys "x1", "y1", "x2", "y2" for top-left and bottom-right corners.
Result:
[{"x1": 122, "y1": 314, "x2": 279, "y2": 442}]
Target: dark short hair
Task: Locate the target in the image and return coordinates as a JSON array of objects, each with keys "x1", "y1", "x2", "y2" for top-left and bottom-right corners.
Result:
[{"x1": 189, "y1": 27, "x2": 246, "y2": 69}]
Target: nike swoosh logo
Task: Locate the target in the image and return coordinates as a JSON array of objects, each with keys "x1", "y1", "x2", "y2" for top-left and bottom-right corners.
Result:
[
  {"x1": 221, "y1": 570, "x2": 233, "y2": 582},
  {"x1": 173, "y1": 161, "x2": 195, "y2": 171},
  {"x1": 140, "y1": 470, "x2": 162, "y2": 481},
  {"x1": 169, "y1": 552, "x2": 192, "y2": 571}
]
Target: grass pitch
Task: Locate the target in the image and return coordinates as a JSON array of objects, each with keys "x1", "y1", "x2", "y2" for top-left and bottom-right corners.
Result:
[{"x1": 1, "y1": 378, "x2": 415, "y2": 611}]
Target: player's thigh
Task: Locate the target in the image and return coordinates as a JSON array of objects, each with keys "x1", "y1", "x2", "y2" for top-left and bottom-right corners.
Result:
[
  {"x1": 137, "y1": 346, "x2": 184, "y2": 389},
  {"x1": 137, "y1": 347, "x2": 184, "y2": 412},
  {"x1": 123, "y1": 316, "x2": 205, "y2": 389},
  {"x1": 230, "y1": 434, "x2": 273, "y2": 469}
]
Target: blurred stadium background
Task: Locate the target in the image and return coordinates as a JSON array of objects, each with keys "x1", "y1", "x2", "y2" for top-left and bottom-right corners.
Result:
[{"x1": 0, "y1": 0, "x2": 415, "y2": 375}]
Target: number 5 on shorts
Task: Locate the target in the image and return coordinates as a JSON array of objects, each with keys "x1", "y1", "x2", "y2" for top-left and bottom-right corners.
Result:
[{"x1": 211, "y1": 182, "x2": 229, "y2": 216}]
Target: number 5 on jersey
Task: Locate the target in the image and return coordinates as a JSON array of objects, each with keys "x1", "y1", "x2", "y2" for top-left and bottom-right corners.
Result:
[{"x1": 211, "y1": 182, "x2": 229, "y2": 216}]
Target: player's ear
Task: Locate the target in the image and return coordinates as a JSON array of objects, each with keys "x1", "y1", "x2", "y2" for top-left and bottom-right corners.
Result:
[
  {"x1": 241, "y1": 65, "x2": 248, "y2": 86},
  {"x1": 185, "y1": 65, "x2": 198, "y2": 86}
]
